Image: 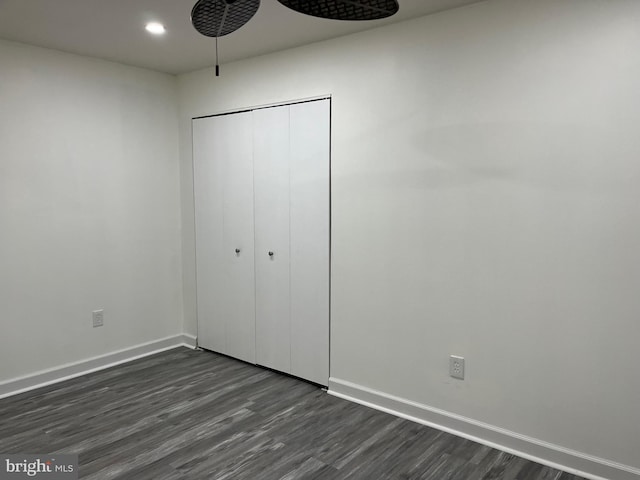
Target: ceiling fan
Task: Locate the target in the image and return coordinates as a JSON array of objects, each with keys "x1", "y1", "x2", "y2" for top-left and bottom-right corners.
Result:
[{"x1": 191, "y1": 0, "x2": 400, "y2": 76}]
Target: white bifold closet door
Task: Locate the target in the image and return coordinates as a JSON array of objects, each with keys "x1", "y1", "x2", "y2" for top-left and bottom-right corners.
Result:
[
  {"x1": 193, "y1": 112, "x2": 256, "y2": 364},
  {"x1": 254, "y1": 100, "x2": 329, "y2": 385},
  {"x1": 193, "y1": 98, "x2": 329, "y2": 386}
]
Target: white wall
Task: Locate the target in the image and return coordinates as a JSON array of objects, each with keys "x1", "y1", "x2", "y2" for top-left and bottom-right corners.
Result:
[
  {"x1": 178, "y1": 0, "x2": 640, "y2": 475},
  {"x1": 0, "y1": 40, "x2": 183, "y2": 382}
]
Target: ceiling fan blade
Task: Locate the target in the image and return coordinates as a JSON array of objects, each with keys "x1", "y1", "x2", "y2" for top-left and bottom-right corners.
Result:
[
  {"x1": 277, "y1": 0, "x2": 399, "y2": 21},
  {"x1": 191, "y1": 0, "x2": 261, "y2": 37}
]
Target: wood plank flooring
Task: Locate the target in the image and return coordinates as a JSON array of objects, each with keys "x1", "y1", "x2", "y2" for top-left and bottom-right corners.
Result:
[{"x1": 0, "y1": 348, "x2": 586, "y2": 480}]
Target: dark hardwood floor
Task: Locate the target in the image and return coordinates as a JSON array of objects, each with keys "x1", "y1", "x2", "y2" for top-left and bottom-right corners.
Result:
[{"x1": 0, "y1": 348, "x2": 586, "y2": 480}]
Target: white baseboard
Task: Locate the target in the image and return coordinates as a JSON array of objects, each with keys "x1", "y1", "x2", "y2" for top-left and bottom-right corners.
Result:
[
  {"x1": 0, "y1": 334, "x2": 197, "y2": 400},
  {"x1": 328, "y1": 377, "x2": 640, "y2": 480},
  {"x1": 181, "y1": 333, "x2": 197, "y2": 348}
]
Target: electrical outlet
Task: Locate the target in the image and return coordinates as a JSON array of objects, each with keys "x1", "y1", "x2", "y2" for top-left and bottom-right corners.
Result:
[
  {"x1": 449, "y1": 355, "x2": 465, "y2": 380},
  {"x1": 92, "y1": 310, "x2": 104, "y2": 328}
]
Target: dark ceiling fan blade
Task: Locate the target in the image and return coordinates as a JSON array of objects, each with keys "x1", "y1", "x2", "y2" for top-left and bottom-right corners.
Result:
[
  {"x1": 277, "y1": 0, "x2": 399, "y2": 21},
  {"x1": 191, "y1": 0, "x2": 261, "y2": 37}
]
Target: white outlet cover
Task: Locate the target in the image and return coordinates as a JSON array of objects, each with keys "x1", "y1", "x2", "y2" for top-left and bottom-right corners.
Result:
[
  {"x1": 92, "y1": 309, "x2": 104, "y2": 328},
  {"x1": 449, "y1": 355, "x2": 465, "y2": 380}
]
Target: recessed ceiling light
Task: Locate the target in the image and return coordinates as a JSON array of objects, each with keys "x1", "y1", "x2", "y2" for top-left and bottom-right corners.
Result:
[{"x1": 145, "y1": 22, "x2": 166, "y2": 35}]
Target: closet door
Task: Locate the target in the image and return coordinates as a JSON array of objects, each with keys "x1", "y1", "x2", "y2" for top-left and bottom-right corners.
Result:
[
  {"x1": 290, "y1": 99, "x2": 330, "y2": 385},
  {"x1": 253, "y1": 106, "x2": 292, "y2": 374},
  {"x1": 193, "y1": 112, "x2": 256, "y2": 364},
  {"x1": 193, "y1": 116, "x2": 225, "y2": 355}
]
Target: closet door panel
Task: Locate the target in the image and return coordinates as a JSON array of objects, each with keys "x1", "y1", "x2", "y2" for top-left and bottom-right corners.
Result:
[
  {"x1": 193, "y1": 112, "x2": 255, "y2": 363},
  {"x1": 193, "y1": 117, "x2": 226, "y2": 354},
  {"x1": 253, "y1": 106, "x2": 292, "y2": 373},
  {"x1": 222, "y1": 111, "x2": 256, "y2": 364},
  {"x1": 290, "y1": 99, "x2": 330, "y2": 385}
]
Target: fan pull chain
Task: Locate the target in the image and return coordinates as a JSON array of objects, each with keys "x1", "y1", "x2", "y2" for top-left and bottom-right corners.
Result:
[{"x1": 215, "y1": 37, "x2": 220, "y2": 77}]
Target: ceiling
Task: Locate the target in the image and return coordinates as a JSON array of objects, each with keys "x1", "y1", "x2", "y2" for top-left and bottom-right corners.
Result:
[{"x1": 0, "y1": 0, "x2": 485, "y2": 75}]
